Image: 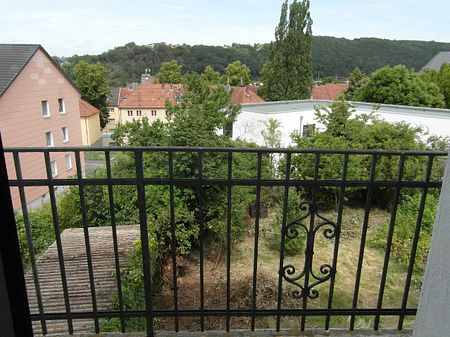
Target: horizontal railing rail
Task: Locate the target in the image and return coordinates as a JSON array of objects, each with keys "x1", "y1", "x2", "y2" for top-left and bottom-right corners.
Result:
[{"x1": 5, "y1": 147, "x2": 446, "y2": 337}]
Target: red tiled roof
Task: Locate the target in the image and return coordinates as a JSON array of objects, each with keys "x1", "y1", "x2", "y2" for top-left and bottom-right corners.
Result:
[
  {"x1": 119, "y1": 84, "x2": 183, "y2": 109},
  {"x1": 79, "y1": 99, "x2": 100, "y2": 117},
  {"x1": 116, "y1": 84, "x2": 265, "y2": 109},
  {"x1": 231, "y1": 85, "x2": 265, "y2": 104},
  {"x1": 311, "y1": 83, "x2": 349, "y2": 101}
]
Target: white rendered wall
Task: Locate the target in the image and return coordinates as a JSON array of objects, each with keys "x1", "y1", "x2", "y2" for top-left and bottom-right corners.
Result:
[{"x1": 234, "y1": 103, "x2": 450, "y2": 147}]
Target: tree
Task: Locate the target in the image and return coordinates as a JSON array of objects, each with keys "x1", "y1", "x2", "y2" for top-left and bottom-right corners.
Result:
[
  {"x1": 345, "y1": 67, "x2": 368, "y2": 100},
  {"x1": 354, "y1": 65, "x2": 445, "y2": 108},
  {"x1": 155, "y1": 60, "x2": 182, "y2": 83},
  {"x1": 290, "y1": 98, "x2": 429, "y2": 206},
  {"x1": 261, "y1": 118, "x2": 282, "y2": 148},
  {"x1": 421, "y1": 64, "x2": 450, "y2": 108},
  {"x1": 438, "y1": 63, "x2": 450, "y2": 108},
  {"x1": 321, "y1": 76, "x2": 336, "y2": 84},
  {"x1": 223, "y1": 61, "x2": 251, "y2": 86},
  {"x1": 201, "y1": 65, "x2": 221, "y2": 84},
  {"x1": 73, "y1": 60, "x2": 110, "y2": 129},
  {"x1": 260, "y1": 0, "x2": 313, "y2": 101}
]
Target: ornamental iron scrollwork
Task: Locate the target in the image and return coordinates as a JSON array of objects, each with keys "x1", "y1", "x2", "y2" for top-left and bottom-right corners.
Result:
[{"x1": 280, "y1": 199, "x2": 338, "y2": 300}]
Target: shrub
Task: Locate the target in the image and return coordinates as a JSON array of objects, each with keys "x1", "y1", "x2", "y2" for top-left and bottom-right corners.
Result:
[
  {"x1": 270, "y1": 190, "x2": 307, "y2": 256},
  {"x1": 100, "y1": 233, "x2": 158, "y2": 332},
  {"x1": 370, "y1": 193, "x2": 438, "y2": 269}
]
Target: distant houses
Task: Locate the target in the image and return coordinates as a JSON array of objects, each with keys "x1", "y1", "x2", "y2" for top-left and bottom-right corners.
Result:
[
  {"x1": 311, "y1": 83, "x2": 349, "y2": 101},
  {"x1": 0, "y1": 44, "x2": 86, "y2": 208},
  {"x1": 105, "y1": 82, "x2": 265, "y2": 130}
]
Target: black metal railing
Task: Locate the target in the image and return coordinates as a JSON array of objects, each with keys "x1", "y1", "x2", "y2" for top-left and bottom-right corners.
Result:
[{"x1": 5, "y1": 146, "x2": 447, "y2": 336}]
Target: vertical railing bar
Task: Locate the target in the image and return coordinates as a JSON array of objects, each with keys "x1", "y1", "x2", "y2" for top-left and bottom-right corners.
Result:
[
  {"x1": 75, "y1": 150, "x2": 99, "y2": 333},
  {"x1": 135, "y1": 150, "x2": 154, "y2": 337},
  {"x1": 197, "y1": 151, "x2": 205, "y2": 332},
  {"x1": 168, "y1": 151, "x2": 179, "y2": 331},
  {"x1": 349, "y1": 154, "x2": 378, "y2": 330},
  {"x1": 324, "y1": 153, "x2": 349, "y2": 330},
  {"x1": 43, "y1": 151, "x2": 73, "y2": 334},
  {"x1": 398, "y1": 154, "x2": 434, "y2": 330},
  {"x1": 276, "y1": 152, "x2": 292, "y2": 331},
  {"x1": 13, "y1": 151, "x2": 47, "y2": 335},
  {"x1": 373, "y1": 154, "x2": 406, "y2": 330},
  {"x1": 301, "y1": 153, "x2": 320, "y2": 331},
  {"x1": 250, "y1": 152, "x2": 263, "y2": 331},
  {"x1": 226, "y1": 151, "x2": 233, "y2": 332},
  {"x1": 105, "y1": 150, "x2": 126, "y2": 332}
]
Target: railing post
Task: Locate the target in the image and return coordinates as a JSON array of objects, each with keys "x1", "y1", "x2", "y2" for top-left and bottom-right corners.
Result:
[
  {"x1": 0, "y1": 134, "x2": 33, "y2": 337},
  {"x1": 413, "y1": 147, "x2": 450, "y2": 337}
]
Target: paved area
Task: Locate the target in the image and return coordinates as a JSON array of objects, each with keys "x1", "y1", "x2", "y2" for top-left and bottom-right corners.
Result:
[{"x1": 25, "y1": 225, "x2": 141, "y2": 335}]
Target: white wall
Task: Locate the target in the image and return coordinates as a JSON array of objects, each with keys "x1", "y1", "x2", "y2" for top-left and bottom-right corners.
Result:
[{"x1": 233, "y1": 101, "x2": 450, "y2": 147}]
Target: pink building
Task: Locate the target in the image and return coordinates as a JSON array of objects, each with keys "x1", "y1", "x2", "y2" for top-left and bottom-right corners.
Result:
[{"x1": 0, "y1": 44, "x2": 83, "y2": 209}]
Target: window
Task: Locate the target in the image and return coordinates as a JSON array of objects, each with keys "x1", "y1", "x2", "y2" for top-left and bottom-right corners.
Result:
[
  {"x1": 136, "y1": 110, "x2": 142, "y2": 116},
  {"x1": 50, "y1": 160, "x2": 58, "y2": 177},
  {"x1": 108, "y1": 118, "x2": 115, "y2": 123},
  {"x1": 42, "y1": 100, "x2": 50, "y2": 117},
  {"x1": 151, "y1": 110, "x2": 157, "y2": 116},
  {"x1": 302, "y1": 124, "x2": 316, "y2": 139},
  {"x1": 62, "y1": 127, "x2": 69, "y2": 143},
  {"x1": 127, "y1": 110, "x2": 133, "y2": 117},
  {"x1": 109, "y1": 108, "x2": 114, "y2": 113},
  {"x1": 45, "y1": 132, "x2": 54, "y2": 147},
  {"x1": 58, "y1": 98, "x2": 66, "y2": 114},
  {"x1": 65, "y1": 154, "x2": 72, "y2": 170}
]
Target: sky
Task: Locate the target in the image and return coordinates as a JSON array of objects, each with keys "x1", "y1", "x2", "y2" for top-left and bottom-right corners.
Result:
[{"x1": 1, "y1": 0, "x2": 449, "y2": 57}]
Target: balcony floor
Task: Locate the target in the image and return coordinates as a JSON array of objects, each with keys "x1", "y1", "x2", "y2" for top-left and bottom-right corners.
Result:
[{"x1": 40, "y1": 329, "x2": 413, "y2": 337}]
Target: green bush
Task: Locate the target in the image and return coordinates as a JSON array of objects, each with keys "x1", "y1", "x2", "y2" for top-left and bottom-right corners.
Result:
[
  {"x1": 370, "y1": 193, "x2": 438, "y2": 269},
  {"x1": 271, "y1": 190, "x2": 307, "y2": 256},
  {"x1": 289, "y1": 99, "x2": 442, "y2": 207},
  {"x1": 100, "y1": 233, "x2": 158, "y2": 332},
  {"x1": 16, "y1": 204, "x2": 55, "y2": 267}
]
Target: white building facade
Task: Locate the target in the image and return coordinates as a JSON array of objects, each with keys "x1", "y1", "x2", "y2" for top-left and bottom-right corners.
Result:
[{"x1": 233, "y1": 100, "x2": 450, "y2": 147}]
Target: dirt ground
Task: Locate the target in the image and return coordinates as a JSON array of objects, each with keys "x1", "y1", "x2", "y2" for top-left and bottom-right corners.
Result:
[{"x1": 153, "y1": 207, "x2": 420, "y2": 331}]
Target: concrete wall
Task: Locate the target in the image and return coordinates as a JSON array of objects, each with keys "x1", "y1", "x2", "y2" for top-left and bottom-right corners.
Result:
[
  {"x1": 413, "y1": 148, "x2": 450, "y2": 337},
  {"x1": 0, "y1": 48, "x2": 83, "y2": 209}
]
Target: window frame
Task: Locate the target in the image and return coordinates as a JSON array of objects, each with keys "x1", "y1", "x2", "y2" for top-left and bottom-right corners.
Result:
[
  {"x1": 58, "y1": 98, "x2": 66, "y2": 114},
  {"x1": 42, "y1": 100, "x2": 50, "y2": 118},
  {"x1": 50, "y1": 160, "x2": 58, "y2": 177},
  {"x1": 61, "y1": 127, "x2": 69, "y2": 143},
  {"x1": 65, "y1": 153, "x2": 72, "y2": 170},
  {"x1": 45, "y1": 131, "x2": 54, "y2": 147}
]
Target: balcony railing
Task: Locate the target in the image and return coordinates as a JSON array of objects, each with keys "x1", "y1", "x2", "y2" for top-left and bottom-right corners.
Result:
[{"x1": 5, "y1": 146, "x2": 447, "y2": 337}]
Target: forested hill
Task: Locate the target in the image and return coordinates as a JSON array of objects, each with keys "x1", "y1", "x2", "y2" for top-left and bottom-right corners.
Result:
[{"x1": 56, "y1": 36, "x2": 450, "y2": 86}]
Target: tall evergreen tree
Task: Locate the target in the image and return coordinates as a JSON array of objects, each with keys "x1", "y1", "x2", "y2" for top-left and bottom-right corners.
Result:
[{"x1": 260, "y1": 0, "x2": 313, "y2": 101}]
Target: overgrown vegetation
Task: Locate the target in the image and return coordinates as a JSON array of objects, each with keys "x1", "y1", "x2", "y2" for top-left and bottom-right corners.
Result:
[{"x1": 370, "y1": 194, "x2": 439, "y2": 269}]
